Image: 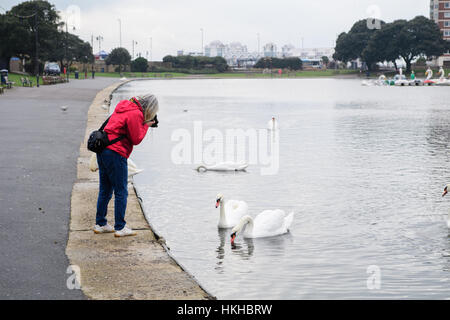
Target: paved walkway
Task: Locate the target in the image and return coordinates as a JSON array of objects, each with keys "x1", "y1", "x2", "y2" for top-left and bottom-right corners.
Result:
[{"x1": 0, "y1": 78, "x2": 116, "y2": 299}]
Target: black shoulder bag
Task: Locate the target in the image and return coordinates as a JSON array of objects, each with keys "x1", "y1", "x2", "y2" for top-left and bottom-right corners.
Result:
[{"x1": 87, "y1": 116, "x2": 126, "y2": 153}]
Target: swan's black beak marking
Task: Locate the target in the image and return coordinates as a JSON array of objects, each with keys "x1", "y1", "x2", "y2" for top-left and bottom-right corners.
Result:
[
  {"x1": 443, "y1": 186, "x2": 448, "y2": 197},
  {"x1": 230, "y1": 232, "x2": 236, "y2": 244},
  {"x1": 215, "y1": 199, "x2": 220, "y2": 208}
]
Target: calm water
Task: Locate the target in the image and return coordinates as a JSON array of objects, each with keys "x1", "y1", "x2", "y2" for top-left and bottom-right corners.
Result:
[{"x1": 111, "y1": 78, "x2": 450, "y2": 299}]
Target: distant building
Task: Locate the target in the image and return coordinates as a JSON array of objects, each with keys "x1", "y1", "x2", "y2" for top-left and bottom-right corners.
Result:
[
  {"x1": 94, "y1": 50, "x2": 109, "y2": 61},
  {"x1": 431, "y1": 0, "x2": 450, "y2": 40},
  {"x1": 430, "y1": 0, "x2": 450, "y2": 66},
  {"x1": 263, "y1": 43, "x2": 277, "y2": 57},
  {"x1": 203, "y1": 40, "x2": 262, "y2": 67}
]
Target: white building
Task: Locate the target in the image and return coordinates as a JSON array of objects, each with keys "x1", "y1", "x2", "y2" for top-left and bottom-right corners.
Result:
[
  {"x1": 204, "y1": 40, "x2": 262, "y2": 67},
  {"x1": 263, "y1": 43, "x2": 277, "y2": 57}
]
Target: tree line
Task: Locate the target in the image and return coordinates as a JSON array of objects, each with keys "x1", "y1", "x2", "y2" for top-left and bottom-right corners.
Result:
[
  {"x1": 254, "y1": 57, "x2": 303, "y2": 70},
  {"x1": 0, "y1": 0, "x2": 94, "y2": 73},
  {"x1": 333, "y1": 16, "x2": 449, "y2": 73},
  {"x1": 162, "y1": 55, "x2": 229, "y2": 73}
]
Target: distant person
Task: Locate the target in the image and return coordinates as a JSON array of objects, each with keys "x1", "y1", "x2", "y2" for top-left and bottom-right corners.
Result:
[
  {"x1": 94, "y1": 94, "x2": 159, "y2": 237},
  {"x1": 410, "y1": 71, "x2": 415, "y2": 80},
  {"x1": 92, "y1": 69, "x2": 95, "y2": 79}
]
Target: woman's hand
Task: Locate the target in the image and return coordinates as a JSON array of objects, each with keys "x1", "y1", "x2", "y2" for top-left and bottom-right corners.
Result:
[{"x1": 143, "y1": 120, "x2": 155, "y2": 127}]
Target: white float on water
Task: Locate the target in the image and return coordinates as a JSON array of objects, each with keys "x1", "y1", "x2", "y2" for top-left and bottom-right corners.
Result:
[{"x1": 196, "y1": 161, "x2": 248, "y2": 172}]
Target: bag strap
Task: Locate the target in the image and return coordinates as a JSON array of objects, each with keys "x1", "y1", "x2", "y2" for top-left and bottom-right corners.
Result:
[
  {"x1": 108, "y1": 135, "x2": 126, "y2": 145},
  {"x1": 99, "y1": 116, "x2": 111, "y2": 131},
  {"x1": 99, "y1": 115, "x2": 127, "y2": 146}
]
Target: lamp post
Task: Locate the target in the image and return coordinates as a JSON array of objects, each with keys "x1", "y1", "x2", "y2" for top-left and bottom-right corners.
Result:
[
  {"x1": 118, "y1": 19, "x2": 122, "y2": 47},
  {"x1": 200, "y1": 28, "x2": 204, "y2": 55},
  {"x1": 257, "y1": 33, "x2": 260, "y2": 56},
  {"x1": 96, "y1": 36, "x2": 104, "y2": 53},
  {"x1": 150, "y1": 37, "x2": 152, "y2": 62},
  {"x1": 132, "y1": 40, "x2": 138, "y2": 60},
  {"x1": 34, "y1": 12, "x2": 39, "y2": 87}
]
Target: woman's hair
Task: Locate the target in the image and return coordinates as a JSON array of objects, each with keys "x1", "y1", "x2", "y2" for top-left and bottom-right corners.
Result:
[{"x1": 135, "y1": 94, "x2": 159, "y2": 122}]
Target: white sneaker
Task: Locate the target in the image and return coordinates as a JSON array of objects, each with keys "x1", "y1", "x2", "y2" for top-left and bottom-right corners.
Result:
[
  {"x1": 114, "y1": 226, "x2": 137, "y2": 238},
  {"x1": 93, "y1": 224, "x2": 114, "y2": 234}
]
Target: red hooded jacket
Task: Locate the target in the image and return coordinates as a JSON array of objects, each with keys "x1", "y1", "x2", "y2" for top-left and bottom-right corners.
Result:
[{"x1": 104, "y1": 99, "x2": 149, "y2": 159}]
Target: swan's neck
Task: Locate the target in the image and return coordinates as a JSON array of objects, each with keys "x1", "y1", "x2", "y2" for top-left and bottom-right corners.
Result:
[
  {"x1": 235, "y1": 215, "x2": 254, "y2": 235},
  {"x1": 219, "y1": 199, "x2": 227, "y2": 225}
]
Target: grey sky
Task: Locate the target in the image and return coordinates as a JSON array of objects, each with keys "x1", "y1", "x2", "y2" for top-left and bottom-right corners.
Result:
[{"x1": 2, "y1": 0, "x2": 429, "y2": 60}]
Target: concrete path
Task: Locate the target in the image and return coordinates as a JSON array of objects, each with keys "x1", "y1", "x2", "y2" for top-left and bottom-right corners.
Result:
[
  {"x1": 0, "y1": 78, "x2": 116, "y2": 299},
  {"x1": 67, "y1": 82, "x2": 211, "y2": 300}
]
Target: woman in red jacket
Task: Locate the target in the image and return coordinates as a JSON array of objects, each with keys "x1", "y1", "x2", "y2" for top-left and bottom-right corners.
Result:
[{"x1": 94, "y1": 94, "x2": 159, "y2": 237}]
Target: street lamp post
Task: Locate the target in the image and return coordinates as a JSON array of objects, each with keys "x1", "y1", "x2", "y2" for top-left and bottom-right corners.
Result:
[
  {"x1": 96, "y1": 36, "x2": 104, "y2": 53},
  {"x1": 34, "y1": 12, "x2": 39, "y2": 87},
  {"x1": 132, "y1": 40, "x2": 138, "y2": 60},
  {"x1": 150, "y1": 37, "x2": 152, "y2": 62},
  {"x1": 118, "y1": 19, "x2": 122, "y2": 47},
  {"x1": 200, "y1": 28, "x2": 204, "y2": 55},
  {"x1": 257, "y1": 33, "x2": 260, "y2": 56}
]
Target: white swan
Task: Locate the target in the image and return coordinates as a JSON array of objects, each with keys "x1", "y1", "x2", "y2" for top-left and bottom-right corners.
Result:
[
  {"x1": 89, "y1": 153, "x2": 144, "y2": 177},
  {"x1": 215, "y1": 194, "x2": 248, "y2": 229},
  {"x1": 230, "y1": 210, "x2": 294, "y2": 243},
  {"x1": 197, "y1": 161, "x2": 248, "y2": 172},
  {"x1": 442, "y1": 185, "x2": 450, "y2": 228},
  {"x1": 268, "y1": 117, "x2": 278, "y2": 131}
]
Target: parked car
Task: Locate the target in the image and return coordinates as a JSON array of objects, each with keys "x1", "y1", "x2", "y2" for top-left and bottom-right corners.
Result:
[{"x1": 44, "y1": 62, "x2": 61, "y2": 76}]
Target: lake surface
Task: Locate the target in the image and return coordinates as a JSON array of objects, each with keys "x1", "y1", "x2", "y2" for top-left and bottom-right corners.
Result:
[{"x1": 111, "y1": 78, "x2": 450, "y2": 299}]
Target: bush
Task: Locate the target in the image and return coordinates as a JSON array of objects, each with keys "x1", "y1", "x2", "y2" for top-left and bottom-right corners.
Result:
[
  {"x1": 254, "y1": 57, "x2": 303, "y2": 70},
  {"x1": 131, "y1": 57, "x2": 148, "y2": 72},
  {"x1": 162, "y1": 55, "x2": 228, "y2": 72}
]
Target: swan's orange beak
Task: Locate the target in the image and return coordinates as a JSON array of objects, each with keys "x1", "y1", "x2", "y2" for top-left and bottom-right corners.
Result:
[
  {"x1": 215, "y1": 199, "x2": 220, "y2": 208},
  {"x1": 230, "y1": 233, "x2": 236, "y2": 245},
  {"x1": 443, "y1": 187, "x2": 448, "y2": 197}
]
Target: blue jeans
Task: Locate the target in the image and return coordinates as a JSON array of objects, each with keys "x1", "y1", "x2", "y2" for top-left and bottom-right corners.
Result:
[{"x1": 96, "y1": 149, "x2": 128, "y2": 231}]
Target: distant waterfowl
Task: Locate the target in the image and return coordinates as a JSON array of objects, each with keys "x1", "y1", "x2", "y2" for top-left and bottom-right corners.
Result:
[
  {"x1": 441, "y1": 185, "x2": 450, "y2": 228},
  {"x1": 215, "y1": 193, "x2": 248, "y2": 229},
  {"x1": 60, "y1": 105, "x2": 68, "y2": 111},
  {"x1": 89, "y1": 153, "x2": 144, "y2": 177},
  {"x1": 197, "y1": 161, "x2": 248, "y2": 172},
  {"x1": 268, "y1": 117, "x2": 278, "y2": 131},
  {"x1": 230, "y1": 210, "x2": 294, "y2": 244}
]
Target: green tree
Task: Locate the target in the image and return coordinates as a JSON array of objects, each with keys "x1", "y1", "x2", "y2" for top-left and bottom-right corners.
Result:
[
  {"x1": 362, "y1": 20, "x2": 406, "y2": 70},
  {"x1": 6, "y1": 1, "x2": 61, "y2": 72},
  {"x1": 321, "y1": 56, "x2": 329, "y2": 67},
  {"x1": 397, "y1": 16, "x2": 447, "y2": 73},
  {"x1": 106, "y1": 47, "x2": 131, "y2": 73},
  {"x1": 47, "y1": 30, "x2": 94, "y2": 70},
  {"x1": 333, "y1": 19, "x2": 385, "y2": 70},
  {"x1": 131, "y1": 57, "x2": 148, "y2": 72}
]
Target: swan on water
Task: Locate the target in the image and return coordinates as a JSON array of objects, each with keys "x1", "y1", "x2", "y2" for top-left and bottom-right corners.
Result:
[
  {"x1": 441, "y1": 185, "x2": 450, "y2": 228},
  {"x1": 89, "y1": 153, "x2": 144, "y2": 177},
  {"x1": 230, "y1": 210, "x2": 294, "y2": 243},
  {"x1": 197, "y1": 162, "x2": 248, "y2": 172},
  {"x1": 268, "y1": 117, "x2": 279, "y2": 131},
  {"x1": 215, "y1": 194, "x2": 248, "y2": 229}
]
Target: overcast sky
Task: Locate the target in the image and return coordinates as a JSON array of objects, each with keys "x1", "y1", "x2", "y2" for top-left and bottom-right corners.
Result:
[{"x1": 1, "y1": 0, "x2": 429, "y2": 60}]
